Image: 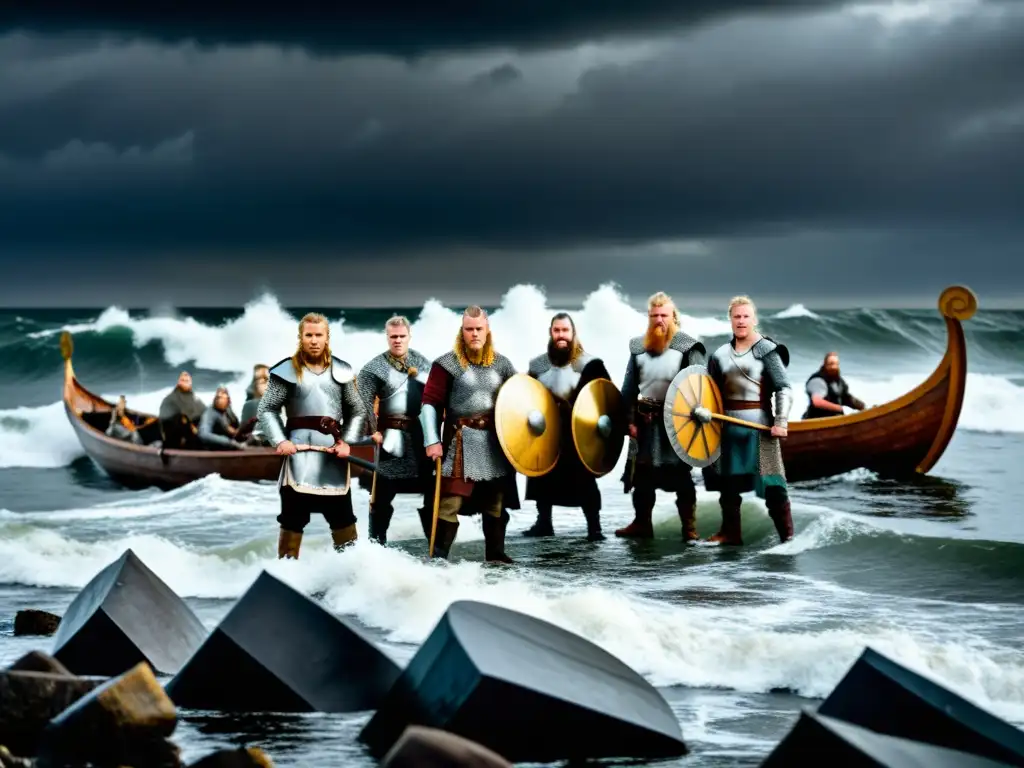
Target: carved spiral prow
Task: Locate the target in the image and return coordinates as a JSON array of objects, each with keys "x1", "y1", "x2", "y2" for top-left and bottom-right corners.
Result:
[
  {"x1": 60, "y1": 331, "x2": 74, "y2": 361},
  {"x1": 939, "y1": 285, "x2": 978, "y2": 321}
]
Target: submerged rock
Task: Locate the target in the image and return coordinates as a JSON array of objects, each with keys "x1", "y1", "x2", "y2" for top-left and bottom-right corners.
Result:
[
  {"x1": 51, "y1": 548, "x2": 207, "y2": 678},
  {"x1": 360, "y1": 599, "x2": 687, "y2": 763},
  {"x1": 166, "y1": 571, "x2": 400, "y2": 713},
  {"x1": 13, "y1": 610, "x2": 61, "y2": 637}
]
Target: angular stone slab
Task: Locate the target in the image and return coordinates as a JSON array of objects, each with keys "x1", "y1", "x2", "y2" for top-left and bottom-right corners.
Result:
[
  {"x1": 359, "y1": 599, "x2": 687, "y2": 763},
  {"x1": 7, "y1": 650, "x2": 71, "y2": 676},
  {"x1": 818, "y1": 647, "x2": 1024, "y2": 766},
  {"x1": 381, "y1": 726, "x2": 511, "y2": 768},
  {"x1": 762, "y1": 709, "x2": 1015, "y2": 766},
  {"x1": 189, "y1": 746, "x2": 274, "y2": 766},
  {"x1": 165, "y1": 570, "x2": 401, "y2": 713},
  {"x1": 51, "y1": 548, "x2": 207, "y2": 677}
]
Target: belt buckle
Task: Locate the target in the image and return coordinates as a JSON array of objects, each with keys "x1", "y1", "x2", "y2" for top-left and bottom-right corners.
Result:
[{"x1": 319, "y1": 417, "x2": 333, "y2": 432}]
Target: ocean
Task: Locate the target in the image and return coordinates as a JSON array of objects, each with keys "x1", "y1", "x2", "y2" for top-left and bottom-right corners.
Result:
[{"x1": 1, "y1": 283, "x2": 1022, "y2": 766}]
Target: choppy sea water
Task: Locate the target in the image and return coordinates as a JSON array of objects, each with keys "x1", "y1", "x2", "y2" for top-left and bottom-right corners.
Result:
[{"x1": 1, "y1": 284, "x2": 1022, "y2": 766}]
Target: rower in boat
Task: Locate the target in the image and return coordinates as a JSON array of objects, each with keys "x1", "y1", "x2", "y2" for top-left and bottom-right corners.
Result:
[
  {"x1": 803, "y1": 352, "x2": 866, "y2": 419},
  {"x1": 158, "y1": 371, "x2": 205, "y2": 449}
]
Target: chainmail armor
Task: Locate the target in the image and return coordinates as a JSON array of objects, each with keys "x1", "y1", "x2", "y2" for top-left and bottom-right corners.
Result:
[
  {"x1": 621, "y1": 332, "x2": 707, "y2": 468},
  {"x1": 356, "y1": 349, "x2": 431, "y2": 479},
  {"x1": 436, "y1": 351, "x2": 517, "y2": 482}
]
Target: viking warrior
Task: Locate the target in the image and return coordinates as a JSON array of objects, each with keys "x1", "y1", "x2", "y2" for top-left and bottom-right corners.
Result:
[
  {"x1": 257, "y1": 312, "x2": 369, "y2": 559},
  {"x1": 617, "y1": 292, "x2": 707, "y2": 542},
  {"x1": 419, "y1": 305, "x2": 519, "y2": 563},
  {"x1": 703, "y1": 296, "x2": 794, "y2": 545},
  {"x1": 802, "y1": 351, "x2": 865, "y2": 419},
  {"x1": 522, "y1": 312, "x2": 611, "y2": 541},
  {"x1": 355, "y1": 315, "x2": 434, "y2": 545}
]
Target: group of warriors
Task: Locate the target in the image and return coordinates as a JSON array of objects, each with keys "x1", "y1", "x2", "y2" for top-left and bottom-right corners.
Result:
[{"x1": 143, "y1": 292, "x2": 866, "y2": 564}]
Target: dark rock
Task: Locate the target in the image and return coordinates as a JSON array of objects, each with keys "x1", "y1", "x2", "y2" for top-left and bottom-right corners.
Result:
[
  {"x1": 6, "y1": 651, "x2": 70, "y2": 676},
  {"x1": 818, "y1": 647, "x2": 1024, "y2": 766},
  {"x1": 761, "y1": 709, "x2": 1015, "y2": 766},
  {"x1": 0, "y1": 669, "x2": 102, "y2": 756},
  {"x1": 165, "y1": 571, "x2": 401, "y2": 713},
  {"x1": 37, "y1": 661, "x2": 180, "y2": 768},
  {"x1": 51, "y1": 548, "x2": 208, "y2": 677},
  {"x1": 13, "y1": 610, "x2": 60, "y2": 637},
  {"x1": 359, "y1": 599, "x2": 687, "y2": 763},
  {"x1": 381, "y1": 726, "x2": 511, "y2": 768},
  {"x1": 188, "y1": 746, "x2": 274, "y2": 767}
]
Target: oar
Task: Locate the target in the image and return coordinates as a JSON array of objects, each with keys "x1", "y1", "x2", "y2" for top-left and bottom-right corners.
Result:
[
  {"x1": 428, "y1": 457, "x2": 442, "y2": 558},
  {"x1": 293, "y1": 444, "x2": 378, "y2": 473},
  {"x1": 690, "y1": 406, "x2": 770, "y2": 432}
]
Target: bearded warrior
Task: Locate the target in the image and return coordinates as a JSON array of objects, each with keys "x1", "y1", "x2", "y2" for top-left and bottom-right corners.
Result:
[
  {"x1": 703, "y1": 296, "x2": 794, "y2": 545},
  {"x1": 419, "y1": 305, "x2": 519, "y2": 563},
  {"x1": 522, "y1": 312, "x2": 611, "y2": 541},
  {"x1": 617, "y1": 292, "x2": 707, "y2": 542},
  {"x1": 257, "y1": 312, "x2": 368, "y2": 559},
  {"x1": 355, "y1": 315, "x2": 434, "y2": 545}
]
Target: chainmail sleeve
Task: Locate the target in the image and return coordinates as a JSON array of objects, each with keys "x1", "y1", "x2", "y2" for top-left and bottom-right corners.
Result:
[
  {"x1": 340, "y1": 380, "x2": 369, "y2": 444},
  {"x1": 355, "y1": 368, "x2": 380, "y2": 434},
  {"x1": 763, "y1": 351, "x2": 793, "y2": 429},
  {"x1": 686, "y1": 342, "x2": 708, "y2": 368},
  {"x1": 256, "y1": 377, "x2": 290, "y2": 446}
]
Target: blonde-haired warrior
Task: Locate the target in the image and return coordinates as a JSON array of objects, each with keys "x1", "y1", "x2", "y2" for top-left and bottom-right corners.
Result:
[
  {"x1": 419, "y1": 305, "x2": 519, "y2": 563},
  {"x1": 354, "y1": 315, "x2": 434, "y2": 545},
  {"x1": 258, "y1": 312, "x2": 369, "y2": 559},
  {"x1": 702, "y1": 296, "x2": 794, "y2": 545},
  {"x1": 617, "y1": 292, "x2": 707, "y2": 542}
]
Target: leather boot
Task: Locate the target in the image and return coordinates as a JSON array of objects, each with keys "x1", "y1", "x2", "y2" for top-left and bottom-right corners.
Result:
[
  {"x1": 331, "y1": 524, "x2": 358, "y2": 551},
  {"x1": 768, "y1": 500, "x2": 794, "y2": 543},
  {"x1": 368, "y1": 507, "x2": 393, "y2": 545},
  {"x1": 522, "y1": 505, "x2": 554, "y2": 537},
  {"x1": 582, "y1": 507, "x2": 605, "y2": 541},
  {"x1": 430, "y1": 518, "x2": 459, "y2": 560},
  {"x1": 277, "y1": 529, "x2": 302, "y2": 559},
  {"x1": 483, "y1": 511, "x2": 514, "y2": 564},
  {"x1": 706, "y1": 496, "x2": 743, "y2": 546},
  {"x1": 677, "y1": 500, "x2": 698, "y2": 544},
  {"x1": 614, "y1": 501, "x2": 653, "y2": 538},
  {"x1": 417, "y1": 506, "x2": 434, "y2": 542}
]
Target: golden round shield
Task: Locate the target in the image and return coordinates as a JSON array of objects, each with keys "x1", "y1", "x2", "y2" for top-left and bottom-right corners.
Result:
[
  {"x1": 494, "y1": 374, "x2": 560, "y2": 477},
  {"x1": 663, "y1": 364, "x2": 723, "y2": 467},
  {"x1": 571, "y1": 378, "x2": 626, "y2": 477}
]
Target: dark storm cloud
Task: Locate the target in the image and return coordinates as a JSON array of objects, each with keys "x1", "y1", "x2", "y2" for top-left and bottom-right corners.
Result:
[
  {"x1": 0, "y1": 1, "x2": 844, "y2": 55},
  {"x1": 0, "y1": 1, "x2": 1022, "y2": 308},
  {"x1": 1, "y1": 3, "x2": 1022, "y2": 255}
]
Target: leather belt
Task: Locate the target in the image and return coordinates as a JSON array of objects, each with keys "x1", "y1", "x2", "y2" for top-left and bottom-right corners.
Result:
[
  {"x1": 724, "y1": 400, "x2": 761, "y2": 410},
  {"x1": 286, "y1": 415, "x2": 343, "y2": 442},
  {"x1": 636, "y1": 397, "x2": 663, "y2": 422},
  {"x1": 380, "y1": 415, "x2": 415, "y2": 430}
]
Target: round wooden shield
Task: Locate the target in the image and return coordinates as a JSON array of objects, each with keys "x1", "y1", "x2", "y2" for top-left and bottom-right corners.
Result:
[
  {"x1": 571, "y1": 378, "x2": 626, "y2": 477},
  {"x1": 494, "y1": 374, "x2": 560, "y2": 477},
  {"x1": 663, "y1": 365, "x2": 723, "y2": 468}
]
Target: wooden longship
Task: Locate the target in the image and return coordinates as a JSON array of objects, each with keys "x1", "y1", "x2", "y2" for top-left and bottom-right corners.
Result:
[
  {"x1": 60, "y1": 333, "x2": 373, "y2": 490},
  {"x1": 780, "y1": 285, "x2": 976, "y2": 482}
]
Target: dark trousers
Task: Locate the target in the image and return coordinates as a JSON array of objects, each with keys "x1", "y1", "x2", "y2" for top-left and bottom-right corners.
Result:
[
  {"x1": 277, "y1": 485, "x2": 356, "y2": 533},
  {"x1": 370, "y1": 474, "x2": 434, "y2": 542},
  {"x1": 631, "y1": 463, "x2": 697, "y2": 516}
]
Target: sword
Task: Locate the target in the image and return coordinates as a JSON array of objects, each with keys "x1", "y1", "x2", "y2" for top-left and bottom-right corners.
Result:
[{"x1": 293, "y1": 443, "x2": 378, "y2": 473}]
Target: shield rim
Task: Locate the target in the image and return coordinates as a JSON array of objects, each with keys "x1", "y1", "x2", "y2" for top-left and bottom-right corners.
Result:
[
  {"x1": 570, "y1": 377, "x2": 626, "y2": 477},
  {"x1": 663, "y1": 364, "x2": 723, "y2": 468},
  {"x1": 494, "y1": 373, "x2": 561, "y2": 477}
]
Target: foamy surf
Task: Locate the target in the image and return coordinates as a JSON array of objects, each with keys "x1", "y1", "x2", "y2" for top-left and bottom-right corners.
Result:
[{"x1": 2, "y1": 522, "x2": 1023, "y2": 728}]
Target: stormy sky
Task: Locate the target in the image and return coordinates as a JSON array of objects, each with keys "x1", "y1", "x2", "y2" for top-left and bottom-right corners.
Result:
[{"x1": 1, "y1": 1, "x2": 1021, "y2": 309}]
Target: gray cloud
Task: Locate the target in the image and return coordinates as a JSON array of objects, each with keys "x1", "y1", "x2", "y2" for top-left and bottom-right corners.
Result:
[
  {"x1": 0, "y1": 2, "x2": 845, "y2": 55},
  {"x1": 0, "y1": 1, "x2": 1021, "y2": 306}
]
